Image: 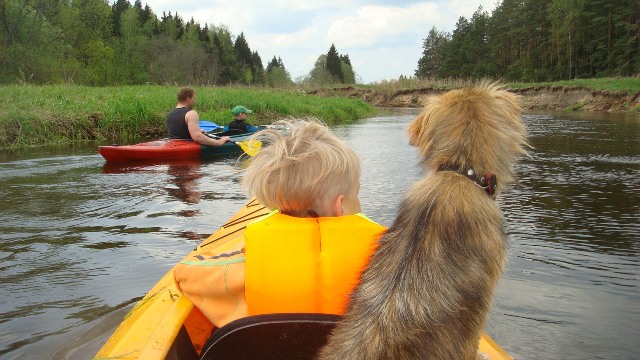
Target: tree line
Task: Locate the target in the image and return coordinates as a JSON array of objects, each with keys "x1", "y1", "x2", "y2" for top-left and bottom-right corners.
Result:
[
  {"x1": 0, "y1": 0, "x2": 356, "y2": 86},
  {"x1": 416, "y1": 0, "x2": 639, "y2": 82}
]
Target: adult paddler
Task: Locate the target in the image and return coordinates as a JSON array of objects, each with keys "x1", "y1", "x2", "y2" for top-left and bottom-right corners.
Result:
[{"x1": 166, "y1": 87, "x2": 230, "y2": 146}]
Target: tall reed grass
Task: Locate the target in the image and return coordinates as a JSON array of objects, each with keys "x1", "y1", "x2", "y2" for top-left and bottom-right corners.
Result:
[
  {"x1": 360, "y1": 77, "x2": 490, "y2": 96},
  {"x1": 0, "y1": 85, "x2": 376, "y2": 148}
]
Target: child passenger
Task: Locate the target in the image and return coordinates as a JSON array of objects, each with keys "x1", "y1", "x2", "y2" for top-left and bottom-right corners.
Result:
[{"x1": 175, "y1": 119, "x2": 385, "y2": 328}]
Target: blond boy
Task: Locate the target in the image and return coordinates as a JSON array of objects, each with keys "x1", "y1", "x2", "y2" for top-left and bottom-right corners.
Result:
[{"x1": 175, "y1": 119, "x2": 384, "y2": 328}]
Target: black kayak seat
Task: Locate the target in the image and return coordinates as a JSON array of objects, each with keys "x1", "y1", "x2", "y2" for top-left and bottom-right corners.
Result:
[{"x1": 199, "y1": 313, "x2": 341, "y2": 360}]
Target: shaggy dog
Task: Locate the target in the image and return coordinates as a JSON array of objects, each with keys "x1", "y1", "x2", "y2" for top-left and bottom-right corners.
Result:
[{"x1": 317, "y1": 83, "x2": 528, "y2": 360}]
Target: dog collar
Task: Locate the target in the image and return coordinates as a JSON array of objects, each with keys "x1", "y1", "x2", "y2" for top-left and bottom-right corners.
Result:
[{"x1": 438, "y1": 164, "x2": 497, "y2": 197}]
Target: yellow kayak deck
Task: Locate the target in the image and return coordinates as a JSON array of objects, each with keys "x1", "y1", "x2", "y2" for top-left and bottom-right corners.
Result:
[{"x1": 95, "y1": 199, "x2": 512, "y2": 359}]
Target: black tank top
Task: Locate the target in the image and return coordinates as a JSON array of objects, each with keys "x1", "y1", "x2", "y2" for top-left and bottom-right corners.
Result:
[{"x1": 166, "y1": 107, "x2": 192, "y2": 139}]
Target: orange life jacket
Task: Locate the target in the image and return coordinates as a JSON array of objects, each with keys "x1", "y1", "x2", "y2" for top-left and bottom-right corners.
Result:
[{"x1": 244, "y1": 211, "x2": 386, "y2": 315}]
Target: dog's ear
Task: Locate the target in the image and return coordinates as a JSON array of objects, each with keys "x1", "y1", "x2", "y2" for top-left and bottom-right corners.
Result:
[{"x1": 407, "y1": 108, "x2": 429, "y2": 147}]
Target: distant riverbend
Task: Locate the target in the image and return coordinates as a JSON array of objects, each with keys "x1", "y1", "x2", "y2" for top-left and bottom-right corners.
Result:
[{"x1": 313, "y1": 85, "x2": 640, "y2": 113}]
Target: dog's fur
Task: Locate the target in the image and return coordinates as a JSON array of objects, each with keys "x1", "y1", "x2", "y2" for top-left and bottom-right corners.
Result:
[{"x1": 317, "y1": 83, "x2": 528, "y2": 360}]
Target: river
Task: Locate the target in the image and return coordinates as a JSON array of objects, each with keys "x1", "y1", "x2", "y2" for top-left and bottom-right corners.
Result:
[{"x1": 0, "y1": 110, "x2": 638, "y2": 359}]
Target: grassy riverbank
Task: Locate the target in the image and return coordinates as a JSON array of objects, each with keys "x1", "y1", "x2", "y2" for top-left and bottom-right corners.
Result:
[
  {"x1": 507, "y1": 77, "x2": 640, "y2": 95},
  {"x1": 331, "y1": 77, "x2": 639, "y2": 112},
  {"x1": 3, "y1": 78, "x2": 638, "y2": 148},
  {"x1": 0, "y1": 85, "x2": 376, "y2": 148},
  {"x1": 364, "y1": 77, "x2": 640, "y2": 95}
]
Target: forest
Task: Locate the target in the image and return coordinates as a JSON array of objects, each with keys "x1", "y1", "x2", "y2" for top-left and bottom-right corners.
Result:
[
  {"x1": 415, "y1": 0, "x2": 640, "y2": 82},
  {"x1": 0, "y1": 0, "x2": 356, "y2": 86},
  {"x1": 2, "y1": 0, "x2": 638, "y2": 87}
]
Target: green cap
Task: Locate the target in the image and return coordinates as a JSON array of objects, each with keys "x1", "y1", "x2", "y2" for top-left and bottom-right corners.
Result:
[{"x1": 232, "y1": 105, "x2": 253, "y2": 116}]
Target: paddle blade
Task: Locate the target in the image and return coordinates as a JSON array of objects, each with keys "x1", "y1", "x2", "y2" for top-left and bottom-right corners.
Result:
[
  {"x1": 199, "y1": 120, "x2": 222, "y2": 132},
  {"x1": 236, "y1": 139, "x2": 262, "y2": 157}
]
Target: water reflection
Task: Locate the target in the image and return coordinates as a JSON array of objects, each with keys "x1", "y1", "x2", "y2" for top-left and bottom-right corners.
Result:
[
  {"x1": 166, "y1": 161, "x2": 204, "y2": 205},
  {"x1": 103, "y1": 159, "x2": 205, "y2": 206}
]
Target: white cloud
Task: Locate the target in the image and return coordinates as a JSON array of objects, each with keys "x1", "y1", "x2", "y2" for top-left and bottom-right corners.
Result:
[
  {"x1": 448, "y1": 0, "x2": 495, "y2": 19},
  {"x1": 262, "y1": 0, "x2": 350, "y2": 12},
  {"x1": 327, "y1": 3, "x2": 440, "y2": 48}
]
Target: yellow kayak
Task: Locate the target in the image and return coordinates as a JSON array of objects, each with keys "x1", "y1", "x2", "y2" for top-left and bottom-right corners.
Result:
[{"x1": 95, "y1": 199, "x2": 512, "y2": 359}]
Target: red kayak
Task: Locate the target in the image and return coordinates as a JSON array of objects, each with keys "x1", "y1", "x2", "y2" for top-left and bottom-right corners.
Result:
[{"x1": 99, "y1": 133, "x2": 255, "y2": 162}]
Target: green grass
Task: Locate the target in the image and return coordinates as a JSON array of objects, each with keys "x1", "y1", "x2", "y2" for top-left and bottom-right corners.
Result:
[
  {"x1": 0, "y1": 85, "x2": 377, "y2": 148},
  {"x1": 506, "y1": 77, "x2": 640, "y2": 95},
  {"x1": 358, "y1": 76, "x2": 640, "y2": 96}
]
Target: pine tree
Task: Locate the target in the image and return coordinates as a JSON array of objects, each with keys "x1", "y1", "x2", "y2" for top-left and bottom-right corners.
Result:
[
  {"x1": 440, "y1": 16, "x2": 470, "y2": 78},
  {"x1": 277, "y1": 56, "x2": 286, "y2": 70},
  {"x1": 522, "y1": 0, "x2": 554, "y2": 81},
  {"x1": 326, "y1": 43, "x2": 343, "y2": 82},
  {"x1": 548, "y1": 0, "x2": 585, "y2": 79},
  {"x1": 251, "y1": 51, "x2": 265, "y2": 85},
  {"x1": 415, "y1": 27, "x2": 450, "y2": 79},
  {"x1": 140, "y1": 4, "x2": 153, "y2": 28},
  {"x1": 265, "y1": 56, "x2": 290, "y2": 86},
  {"x1": 593, "y1": 0, "x2": 640, "y2": 76},
  {"x1": 111, "y1": 0, "x2": 131, "y2": 37},
  {"x1": 266, "y1": 56, "x2": 279, "y2": 73},
  {"x1": 462, "y1": 6, "x2": 493, "y2": 78},
  {"x1": 234, "y1": 33, "x2": 253, "y2": 68},
  {"x1": 340, "y1": 54, "x2": 352, "y2": 66}
]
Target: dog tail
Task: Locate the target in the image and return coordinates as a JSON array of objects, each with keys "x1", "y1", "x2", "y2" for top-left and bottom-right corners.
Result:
[{"x1": 319, "y1": 174, "x2": 507, "y2": 360}]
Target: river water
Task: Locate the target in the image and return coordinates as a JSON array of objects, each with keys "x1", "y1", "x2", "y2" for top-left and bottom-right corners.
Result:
[{"x1": 0, "y1": 110, "x2": 638, "y2": 360}]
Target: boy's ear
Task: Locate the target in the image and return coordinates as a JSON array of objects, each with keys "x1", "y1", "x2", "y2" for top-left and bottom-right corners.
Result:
[{"x1": 333, "y1": 194, "x2": 345, "y2": 217}]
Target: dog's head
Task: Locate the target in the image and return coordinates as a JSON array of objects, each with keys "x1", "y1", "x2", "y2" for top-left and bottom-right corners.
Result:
[{"x1": 407, "y1": 82, "x2": 529, "y2": 193}]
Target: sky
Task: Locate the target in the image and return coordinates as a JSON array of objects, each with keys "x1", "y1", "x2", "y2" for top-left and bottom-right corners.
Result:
[{"x1": 136, "y1": 0, "x2": 497, "y2": 84}]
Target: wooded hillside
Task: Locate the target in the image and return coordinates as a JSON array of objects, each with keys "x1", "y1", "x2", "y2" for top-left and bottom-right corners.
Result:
[
  {"x1": 0, "y1": 0, "x2": 356, "y2": 86},
  {"x1": 416, "y1": 0, "x2": 639, "y2": 82},
  {"x1": 0, "y1": 0, "x2": 285, "y2": 85}
]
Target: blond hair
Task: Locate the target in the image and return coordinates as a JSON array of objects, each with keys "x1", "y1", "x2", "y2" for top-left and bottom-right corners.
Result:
[{"x1": 242, "y1": 118, "x2": 360, "y2": 217}]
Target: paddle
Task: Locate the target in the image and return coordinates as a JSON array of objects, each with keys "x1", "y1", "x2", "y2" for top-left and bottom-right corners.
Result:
[
  {"x1": 205, "y1": 133, "x2": 262, "y2": 157},
  {"x1": 199, "y1": 120, "x2": 222, "y2": 133}
]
